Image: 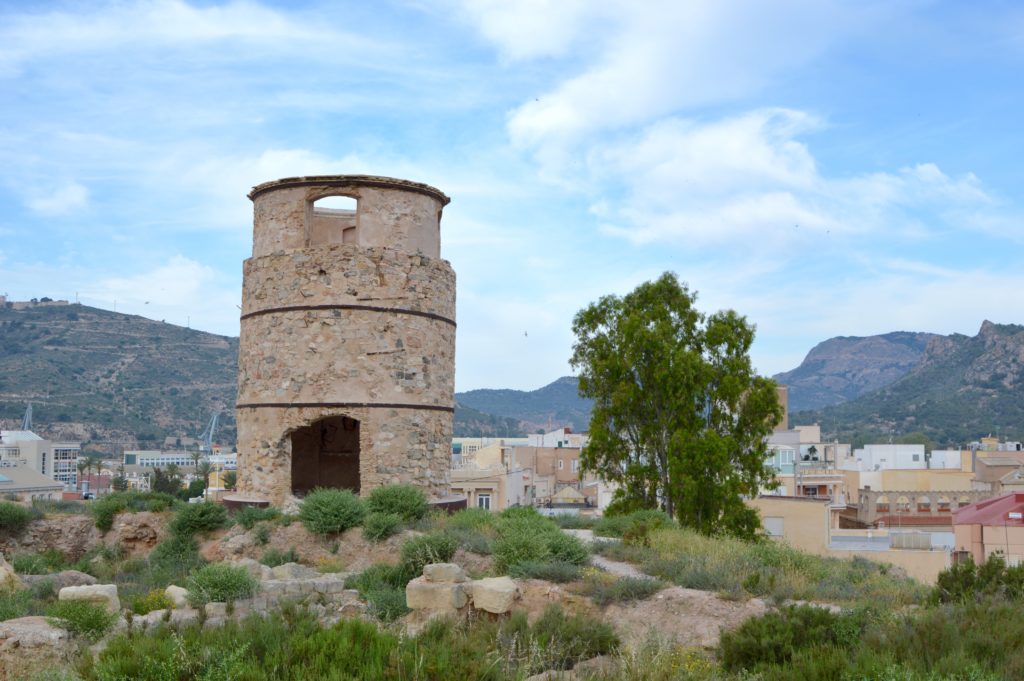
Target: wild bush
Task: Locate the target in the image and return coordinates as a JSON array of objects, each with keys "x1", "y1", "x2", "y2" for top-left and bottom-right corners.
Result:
[
  {"x1": 546, "y1": 531, "x2": 589, "y2": 566},
  {"x1": 345, "y1": 563, "x2": 413, "y2": 622},
  {"x1": 131, "y1": 588, "x2": 173, "y2": 615},
  {"x1": 298, "y1": 488, "x2": 365, "y2": 535},
  {"x1": 46, "y1": 600, "x2": 117, "y2": 641},
  {"x1": 933, "y1": 554, "x2": 1024, "y2": 603},
  {"x1": 253, "y1": 523, "x2": 271, "y2": 545},
  {"x1": 449, "y1": 507, "x2": 497, "y2": 531},
  {"x1": 719, "y1": 604, "x2": 857, "y2": 672},
  {"x1": 365, "y1": 484, "x2": 428, "y2": 521},
  {"x1": 149, "y1": 536, "x2": 204, "y2": 572},
  {"x1": 169, "y1": 502, "x2": 228, "y2": 538},
  {"x1": 91, "y1": 491, "x2": 178, "y2": 532},
  {"x1": 593, "y1": 508, "x2": 675, "y2": 539},
  {"x1": 400, "y1": 531, "x2": 458, "y2": 575},
  {"x1": 363, "y1": 512, "x2": 402, "y2": 542},
  {"x1": 0, "y1": 501, "x2": 33, "y2": 534},
  {"x1": 233, "y1": 505, "x2": 281, "y2": 530},
  {"x1": 186, "y1": 563, "x2": 257, "y2": 606},
  {"x1": 0, "y1": 588, "x2": 33, "y2": 621},
  {"x1": 550, "y1": 513, "x2": 596, "y2": 530},
  {"x1": 507, "y1": 560, "x2": 582, "y2": 583},
  {"x1": 581, "y1": 571, "x2": 667, "y2": 605},
  {"x1": 10, "y1": 549, "x2": 67, "y2": 575},
  {"x1": 260, "y1": 548, "x2": 299, "y2": 568},
  {"x1": 529, "y1": 604, "x2": 619, "y2": 671}
]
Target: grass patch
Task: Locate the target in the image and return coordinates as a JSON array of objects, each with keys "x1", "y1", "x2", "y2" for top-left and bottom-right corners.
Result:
[
  {"x1": 10, "y1": 549, "x2": 68, "y2": 575},
  {"x1": 232, "y1": 505, "x2": 281, "y2": 530},
  {"x1": 0, "y1": 501, "x2": 33, "y2": 535},
  {"x1": 260, "y1": 547, "x2": 299, "y2": 568},
  {"x1": 46, "y1": 600, "x2": 117, "y2": 642},
  {"x1": 169, "y1": 502, "x2": 228, "y2": 538},
  {"x1": 507, "y1": 560, "x2": 582, "y2": 583},
  {"x1": 91, "y1": 492, "x2": 178, "y2": 532},
  {"x1": 186, "y1": 563, "x2": 258, "y2": 607},
  {"x1": 580, "y1": 570, "x2": 667, "y2": 605}
]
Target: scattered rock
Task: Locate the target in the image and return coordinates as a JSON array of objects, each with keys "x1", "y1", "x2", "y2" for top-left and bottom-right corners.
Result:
[
  {"x1": 406, "y1": 576, "x2": 468, "y2": 612},
  {"x1": 271, "y1": 562, "x2": 319, "y2": 581},
  {"x1": 423, "y1": 563, "x2": 466, "y2": 583},
  {"x1": 471, "y1": 577, "x2": 519, "y2": 614},
  {"x1": 0, "y1": 553, "x2": 23, "y2": 590},
  {"x1": 0, "y1": 616, "x2": 74, "y2": 680},
  {"x1": 165, "y1": 585, "x2": 188, "y2": 609},
  {"x1": 230, "y1": 558, "x2": 274, "y2": 581},
  {"x1": 58, "y1": 584, "x2": 120, "y2": 613},
  {"x1": 21, "y1": 570, "x2": 96, "y2": 591}
]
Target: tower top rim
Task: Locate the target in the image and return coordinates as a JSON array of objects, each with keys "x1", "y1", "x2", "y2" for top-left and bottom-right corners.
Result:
[{"x1": 248, "y1": 175, "x2": 450, "y2": 205}]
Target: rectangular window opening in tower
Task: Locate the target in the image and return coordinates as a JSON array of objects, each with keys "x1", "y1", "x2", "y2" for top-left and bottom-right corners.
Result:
[{"x1": 310, "y1": 195, "x2": 358, "y2": 247}]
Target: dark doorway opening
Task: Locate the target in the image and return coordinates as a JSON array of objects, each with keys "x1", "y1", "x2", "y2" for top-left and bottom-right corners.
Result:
[{"x1": 291, "y1": 415, "x2": 360, "y2": 496}]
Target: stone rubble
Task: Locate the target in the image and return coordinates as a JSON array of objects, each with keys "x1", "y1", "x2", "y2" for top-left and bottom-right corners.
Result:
[{"x1": 405, "y1": 563, "x2": 521, "y2": 616}]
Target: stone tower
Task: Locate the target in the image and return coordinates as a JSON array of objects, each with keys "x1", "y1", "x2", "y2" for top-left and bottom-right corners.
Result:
[{"x1": 235, "y1": 175, "x2": 455, "y2": 507}]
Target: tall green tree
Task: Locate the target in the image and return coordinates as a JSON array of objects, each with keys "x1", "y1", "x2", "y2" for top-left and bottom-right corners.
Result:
[{"x1": 571, "y1": 272, "x2": 783, "y2": 538}]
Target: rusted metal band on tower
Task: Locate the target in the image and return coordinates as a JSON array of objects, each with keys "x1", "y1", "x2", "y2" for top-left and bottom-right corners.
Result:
[
  {"x1": 236, "y1": 402, "x2": 455, "y2": 413},
  {"x1": 239, "y1": 304, "x2": 456, "y2": 327}
]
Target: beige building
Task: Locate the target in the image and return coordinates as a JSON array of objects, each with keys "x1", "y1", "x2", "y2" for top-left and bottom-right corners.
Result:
[
  {"x1": 953, "y1": 493, "x2": 1024, "y2": 565},
  {"x1": 450, "y1": 443, "x2": 529, "y2": 511},
  {"x1": 235, "y1": 175, "x2": 456, "y2": 507},
  {"x1": 0, "y1": 465, "x2": 64, "y2": 502},
  {"x1": 0, "y1": 430, "x2": 79, "y2": 488}
]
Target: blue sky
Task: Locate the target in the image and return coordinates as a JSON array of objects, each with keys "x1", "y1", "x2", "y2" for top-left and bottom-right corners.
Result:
[{"x1": 2, "y1": 1, "x2": 1023, "y2": 392}]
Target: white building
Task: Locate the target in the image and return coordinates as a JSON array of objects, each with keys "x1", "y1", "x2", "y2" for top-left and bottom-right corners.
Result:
[{"x1": 0, "y1": 430, "x2": 80, "y2": 488}]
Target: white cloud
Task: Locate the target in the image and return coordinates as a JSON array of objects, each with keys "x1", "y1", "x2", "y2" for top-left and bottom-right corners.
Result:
[
  {"x1": 25, "y1": 182, "x2": 89, "y2": 216},
  {"x1": 456, "y1": 0, "x2": 595, "y2": 61}
]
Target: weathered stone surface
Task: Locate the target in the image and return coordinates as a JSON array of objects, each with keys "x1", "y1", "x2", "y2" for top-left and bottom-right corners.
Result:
[
  {"x1": 205, "y1": 602, "x2": 228, "y2": 617},
  {"x1": 406, "y1": 576, "x2": 467, "y2": 611},
  {"x1": 471, "y1": 577, "x2": 519, "y2": 614},
  {"x1": 271, "y1": 562, "x2": 319, "y2": 581},
  {"x1": 0, "y1": 515, "x2": 101, "y2": 561},
  {"x1": 423, "y1": 563, "x2": 466, "y2": 583},
  {"x1": 165, "y1": 585, "x2": 188, "y2": 609},
  {"x1": 230, "y1": 557, "x2": 274, "y2": 581},
  {"x1": 235, "y1": 177, "x2": 456, "y2": 507},
  {"x1": 107, "y1": 511, "x2": 167, "y2": 554},
  {"x1": 0, "y1": 553, "x2": 22, "y2": 590},
  {"x1": 168, "y1": 608, "x2": 200, "y2": 626},
  {"x1": 58, "y1": 584, "x2": 120, "y2": 613},
  {"x1": 0, "y1": 616, "x2": 73, "y2": 680},
  {"x1": 21, "y1": 570, "x2": 96, "y2": 591}
]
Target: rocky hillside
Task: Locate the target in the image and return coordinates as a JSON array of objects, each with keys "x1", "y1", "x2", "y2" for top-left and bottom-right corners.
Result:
[
  {"x1": 0, "y1": 303, "x2": 237, "y2": 447},
  {"x1": 773, "y1": 331, "x2": 938, "y2": 412},
  {"x1": 455, "y1": 376, "x2": 592, "y2": 435},
  {"x1": 794, "y1": 321, "x2": 1024, "y2": 446}
]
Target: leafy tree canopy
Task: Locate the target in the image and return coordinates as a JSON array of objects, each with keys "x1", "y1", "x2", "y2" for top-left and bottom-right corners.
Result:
[{"x1": 570, "y1": 272, "x2": 782, "y2": 539}]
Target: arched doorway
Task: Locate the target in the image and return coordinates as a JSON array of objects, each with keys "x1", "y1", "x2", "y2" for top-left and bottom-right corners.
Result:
[{"x1": 290, "y1": 415, "x2": 360, "y2": 496}]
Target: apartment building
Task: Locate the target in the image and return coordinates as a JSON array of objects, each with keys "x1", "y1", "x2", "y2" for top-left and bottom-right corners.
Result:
[{"x1": 0, "y1": 430, "x2": 80, "y2": 488}]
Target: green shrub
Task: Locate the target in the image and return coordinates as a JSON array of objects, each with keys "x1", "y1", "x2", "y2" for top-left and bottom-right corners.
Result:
[
  {"x1": 366, "y1": 485, "x2": 428, "y2": 521},
  {"x1": 186, "y1": 563, "x2": 257, "y2": 606},
  {"x1": 46, "y1": 600, "x2": 117, "y2": 641},
  {"x1": 10, "y1": 549, "x2": 67, "y2": 575},
  {"x1": 449, "y1": 507, "x2": 496, "y2": 531},
  {"x1": 582, "y1": 574, "x2": 666, "y2": 605},
  {"x1": 449, "y1": 526, "x2": 493, "y2": 555},
  {"x1": 546, "y1": 531, "x2": 590, "y2": 566},
  {"x1": 149, "y1": 536, "x2": 204, "y2": 571},
  {"x1": 400, "y1": 532, "x2": 458, "y2": 575},
  {"x1": 719, "y1": 605, "x2": 856, "y2": 672},
  {"x1": 299, "y1": 488, "x2": 365, "y2": 535},
  {"x1": 507, "y1": 560, "x2": 582, "y2": 583},
  {"x1": 233, "y1": 505, "x2": 281, "y2": 530},
  {"x1": 933, "y1": 554, "x2": 1024, "y2": 603},
  {"x1": 0, "y1": 502, "x2": 32, "y2": 534},
  {"x1": 260, "y1": 547, "x2": 299, "y2": 568},
  {"x1": 131, "y1": 588, "x2": 173, "y2": 615},
  {"x1": 365, "y1": 587, "x2": 410, "y2": 622},
  {"x1": 91, "y1": 491, "x2": 179, "y2": 532},
  {"x1": 169, "y1": 502, "x2": 228, "y2": 538},
  {"x1": 253, "y1": 523, "x2": 271, "y2": 546},
  {"x1": 530, "y1": 604, "x2": 619, "y2": 670},
  {"x1": 593, "y1": 509, "x2": 674, "y2": 539},
  {"x1": 363, "y1": 512, "x2": 403, "y2": 542}
]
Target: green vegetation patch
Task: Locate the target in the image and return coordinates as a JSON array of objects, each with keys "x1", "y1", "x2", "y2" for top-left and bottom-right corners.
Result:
[
  {"x1": 0, "y1": 501, "x2": 33, "y2": 534},
  {"x1": 169, "y1": 501, "x2": 228, "y2": 538},
  {"x1": 365, "y1": 484, "x2": 428, "y2": 521},
  {"x1": 91, "y1": 491, "x2": 178, "y2": 532},
  {"x1": 580, "y1": 572, "x2": 667, "y2": 606},
  {"x1": 186, "y1": 563, "x2": 257, "y2": 607},
  {"x1": 298, "y1": 488, "x2": 365, "y2": 535},
  {"x1": 46, "y1": 600, "x2": 118, "y2": 642},
  {"x1": 362, "y1": 512, "x2": 403, "y2": 543}
]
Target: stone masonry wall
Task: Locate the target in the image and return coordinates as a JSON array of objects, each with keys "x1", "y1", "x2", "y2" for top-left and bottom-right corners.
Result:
[{"x1": 236, "y1": 176, "x2": 455, "y2": 507}]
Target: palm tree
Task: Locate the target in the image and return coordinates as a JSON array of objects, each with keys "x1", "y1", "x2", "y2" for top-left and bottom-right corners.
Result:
[
  {"x1": 197, "y1": 461, "x2": 213, "y2": 494},
  {"x1": 190, "y1": 449, "x2": 202, "y2": 470},
  {"x1": 76, "y1": 460, "x2": 87, "y2": 489}
]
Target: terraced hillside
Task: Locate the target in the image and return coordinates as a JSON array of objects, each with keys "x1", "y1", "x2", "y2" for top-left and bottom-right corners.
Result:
[{"x1": 0, "y1": 303, "x2": 237, "y2": 447}]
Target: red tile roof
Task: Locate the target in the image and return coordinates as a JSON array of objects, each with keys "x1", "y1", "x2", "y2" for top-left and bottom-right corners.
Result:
[{"x1": 953, "y1": 493, "x2": 1024, "y2": 527}]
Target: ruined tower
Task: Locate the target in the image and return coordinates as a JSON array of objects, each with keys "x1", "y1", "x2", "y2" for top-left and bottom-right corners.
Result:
[{"x1": 235, "y1": 175, "x2": 455, "y2": 507}]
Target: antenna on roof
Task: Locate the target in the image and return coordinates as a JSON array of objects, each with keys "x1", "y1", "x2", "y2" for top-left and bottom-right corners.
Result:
[{"x1": 21, "y1": 403, "x2": 32, "y2": 432}]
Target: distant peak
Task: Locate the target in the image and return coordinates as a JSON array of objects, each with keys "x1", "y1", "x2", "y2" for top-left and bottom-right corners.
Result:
[{"x1": 979, "y1": 320, "x2": 997, "y2": 336}]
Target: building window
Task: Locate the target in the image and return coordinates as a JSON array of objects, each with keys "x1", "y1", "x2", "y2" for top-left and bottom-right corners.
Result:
[
  {"x1": 912, "y1": 454, "x2": 920, "y2": 462},
  {"x1": 571, "y1": 460, "x2": 579, "y2": 473},
  {"x1": 558, "y1": 460, "x2": 564, "y2": 470},
  {"x1": 477, "y1": 494, "x2": 491, "y2": 510}
]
